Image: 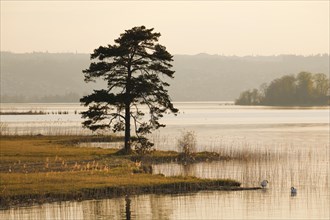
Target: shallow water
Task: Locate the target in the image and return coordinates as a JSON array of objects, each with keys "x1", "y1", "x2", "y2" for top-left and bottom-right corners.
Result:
[
  {"x1": 0, "y1": 102, "x2": 329, "y2": 219},
  {"x1": 0, "y1": 190, "x2": 328, "y2": 219}
]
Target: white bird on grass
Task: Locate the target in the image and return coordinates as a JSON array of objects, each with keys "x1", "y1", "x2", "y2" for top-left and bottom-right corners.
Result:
[{"x1": 261, "y1": 180, "x2": 268, "y2": 188}]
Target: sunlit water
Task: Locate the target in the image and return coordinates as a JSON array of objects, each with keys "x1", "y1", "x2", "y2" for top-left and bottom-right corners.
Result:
[{"x1": 0, "y1": 102, "x2": 329, "y2": 219}]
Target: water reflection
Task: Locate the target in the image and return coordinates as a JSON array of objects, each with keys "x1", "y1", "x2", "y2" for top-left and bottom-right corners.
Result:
[
  {"x1": 125, "y1": 195, "x2": 131, "y2": 220},
  {"x1": 1, "y1": 189, "x2": 328, "y2": 220}
]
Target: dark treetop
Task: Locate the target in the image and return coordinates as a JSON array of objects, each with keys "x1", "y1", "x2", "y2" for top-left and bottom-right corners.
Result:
[{"x1": 81, "y1": 26, "x2": 178, "y2": 153}]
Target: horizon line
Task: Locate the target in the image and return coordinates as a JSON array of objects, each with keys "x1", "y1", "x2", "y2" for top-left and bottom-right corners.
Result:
[{"x1": 1, "y1": 51, "x2": 329, "y2": 57}]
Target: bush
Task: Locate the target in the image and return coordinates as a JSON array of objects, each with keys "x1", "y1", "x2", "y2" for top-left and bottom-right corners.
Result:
[
  {"x1": 177, "y1": 131, "x2": 197, "y2": 158},
  {"x1": 132, "y1": 136, "x2": 154, "y2": 155},
  {"x1": 0, "y1": 122, "x2": 8, "y2": 136}
]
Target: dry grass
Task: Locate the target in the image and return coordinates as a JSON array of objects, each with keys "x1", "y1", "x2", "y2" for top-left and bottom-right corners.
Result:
[
  {"x1": 0, "y1": 135, "x2": 241, "y2": 207},
  {"x1": 0, "y1": 171, "x2": 238, "y2": 197},
  {"x1": 0, "y1": 135, "x2": 116, "y2": 164}
]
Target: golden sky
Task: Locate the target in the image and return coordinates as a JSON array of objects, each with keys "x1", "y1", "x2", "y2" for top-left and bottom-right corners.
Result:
[{"x1": 1, "y1": 1, "x2": 329, "y2": 55}]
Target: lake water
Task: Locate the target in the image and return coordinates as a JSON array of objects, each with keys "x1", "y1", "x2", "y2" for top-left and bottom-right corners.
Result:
[{"x1": 0, "y1": 102, "x2": 329, "y2": 219}]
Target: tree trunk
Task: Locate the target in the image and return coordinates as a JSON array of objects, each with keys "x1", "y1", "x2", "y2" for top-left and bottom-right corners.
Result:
[
  {"x1": 124, "y1": 103, "x2": 131, "y2": 153},
  {"x1": 124, "y1": 65, "x2": 132, "y2": 154}
]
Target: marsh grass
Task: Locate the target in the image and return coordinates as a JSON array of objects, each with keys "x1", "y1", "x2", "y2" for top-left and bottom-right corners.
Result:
[
  {"x1": 153, "y1": 142, "x2": 329, "y2": 190},
  {"x1": 150, "y1": 128, "x2": 329, "y2": 192},
  {"x1": 0, "y1": 122, "x2": 96, "y2": 136},
  {"x1": 0, "y1": 136, "x2": 243, "y2": 207},
  {"x1": 150, "y1": 132, "x2": 282, "y2": 162}
]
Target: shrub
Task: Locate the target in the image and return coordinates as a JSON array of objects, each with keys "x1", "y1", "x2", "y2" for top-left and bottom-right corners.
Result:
[
  {"x1": 132, "y1": 136, "x2": 154, "y2": 155},
  {"x1": 0, "y1": 122, "x2": 8, "y2": 136},
  {"x1": 177, "y1": 131, "x2": 197, "y2": 159}
]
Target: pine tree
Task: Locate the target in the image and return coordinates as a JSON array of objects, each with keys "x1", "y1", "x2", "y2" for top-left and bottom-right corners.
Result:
[{"x1": 81, "y1": 26, "x2": 178, "y2": 154}]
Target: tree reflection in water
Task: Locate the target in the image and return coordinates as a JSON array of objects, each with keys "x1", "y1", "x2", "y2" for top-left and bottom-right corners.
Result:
[{"x1": 125, "y1": 195, "x2": 131, "y2": 220}]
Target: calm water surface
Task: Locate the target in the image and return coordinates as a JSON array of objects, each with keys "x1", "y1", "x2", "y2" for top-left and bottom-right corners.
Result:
[{"x1": 0, "y1": 102, "x2": 329, "y2": 219}]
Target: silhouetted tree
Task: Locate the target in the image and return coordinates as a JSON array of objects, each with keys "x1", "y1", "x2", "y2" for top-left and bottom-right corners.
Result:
[{"x1": 81, "y1": 26, "x2": 178, "y2": 154}]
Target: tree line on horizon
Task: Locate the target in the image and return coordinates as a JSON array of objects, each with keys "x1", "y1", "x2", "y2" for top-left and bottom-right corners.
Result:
[
  {"x1": 0, "y1": 92, "x2": 80, "y2": 103},
  {"x1": 235, "y1": 72, "x2": 329, "y2": 106}
]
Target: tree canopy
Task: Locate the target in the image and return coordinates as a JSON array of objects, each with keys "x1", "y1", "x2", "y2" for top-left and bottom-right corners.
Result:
[
  {"x1": 80, "y1": 26, "x2": 178, "y2": 153},
  {"x1": 235, "y1": 72, "x2": 329, "y2": 106}
]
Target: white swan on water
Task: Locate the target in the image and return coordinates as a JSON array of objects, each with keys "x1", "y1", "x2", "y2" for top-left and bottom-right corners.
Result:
[{"x1": 261, "y1": 180, "x2": 268, "y2": 188}]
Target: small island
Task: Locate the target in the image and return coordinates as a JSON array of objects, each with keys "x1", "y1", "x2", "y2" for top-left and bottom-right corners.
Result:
[
  {"x1": 235, "y1": 72, "x2": 329, "y2": 106},
  {"x1": 0, "y1": 135, "x2": 263, "y2": 208}
]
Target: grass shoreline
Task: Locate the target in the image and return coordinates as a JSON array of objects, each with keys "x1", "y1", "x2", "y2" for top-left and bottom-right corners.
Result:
[
  {"x1": 1, "y1": 180, "x2": 262, "y2": 209},
  {"x1": 0, "y1": 135, "x2": 261, "y2": 209}
]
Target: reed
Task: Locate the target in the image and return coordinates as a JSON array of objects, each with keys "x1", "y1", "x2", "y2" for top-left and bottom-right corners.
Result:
[
  {"x1": 150, "y1": 132, "x2": 284, "y2": 162},
  {"x1": 0, "y1": 122, "x2": 95, "y2": 136},
  {"x1": 152, "y1": 142, "x2": 329, "y2": 190}
]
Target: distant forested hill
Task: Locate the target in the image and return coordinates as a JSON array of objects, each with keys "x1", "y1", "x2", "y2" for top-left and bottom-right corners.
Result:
[{"x1": 1, "y1": 52, "x2": 329, "y2": 102}]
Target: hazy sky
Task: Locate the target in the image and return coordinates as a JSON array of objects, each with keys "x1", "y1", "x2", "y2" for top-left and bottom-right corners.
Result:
[{"x1": 1, "y1": 1, "x2": 329, "y2": 55}]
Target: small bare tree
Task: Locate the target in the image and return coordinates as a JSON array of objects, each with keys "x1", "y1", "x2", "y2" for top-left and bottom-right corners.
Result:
[{"x1": 177, "y1": 131, "x2": 197, "y2": 159}]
